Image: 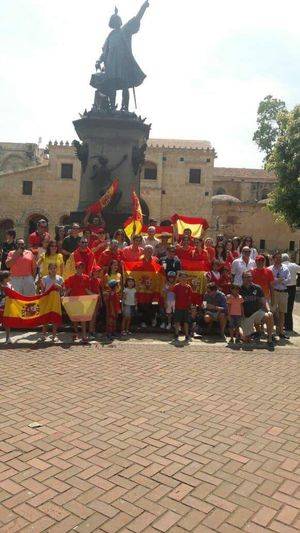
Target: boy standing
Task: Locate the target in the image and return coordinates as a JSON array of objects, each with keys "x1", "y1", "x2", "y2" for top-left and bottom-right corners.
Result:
[
  {"x1": 64, "y1": 261, "x2": 93, "y2": 343},
  {"x1": 172, "y1": 272, "x2": 192, "y2": 343}
]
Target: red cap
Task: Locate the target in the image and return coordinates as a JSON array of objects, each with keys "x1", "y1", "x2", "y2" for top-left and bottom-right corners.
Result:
[
  {"x1": 255, "y1": 255, "x2": 265, "y2": 262},
  {"x1": 75, "y1": 261, "x2": 85, "y2": 268}
]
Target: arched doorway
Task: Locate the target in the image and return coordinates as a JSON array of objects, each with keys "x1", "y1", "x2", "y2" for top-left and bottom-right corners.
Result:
[
  {"x1": 0, "y1": 219, "x2": 14, "y2": 241},
  {"x1": 26, "y1": 214, "x2": 49, "y2": 237}
]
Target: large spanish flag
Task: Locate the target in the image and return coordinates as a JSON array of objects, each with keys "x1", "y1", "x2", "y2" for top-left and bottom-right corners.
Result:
[
  {"x1": 3, "y1": 287, "x2": 62, "y2": 328},
  {"x1": 62, "y1": 295, "x2": 98, "y2": 322},
  {"x1": 124, "y1": 191, "x2": 143, "y2": 239},
  {"x1": 171, "y1": 214, "x2": 209, "y2": 238},
  {"x1": 85, "y1": 178, "x2": 119, "y2": 215},
  {"x1": 124, "y1": 259, "x2": 165, "y2": 304}
]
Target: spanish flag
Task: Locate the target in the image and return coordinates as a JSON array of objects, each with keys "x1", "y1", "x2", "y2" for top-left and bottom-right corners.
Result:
[
  {"x1": 124, "y1": 191, "x2": 143, "y2": 239},
  {"x1": 124, "y1": 259, "x2": 165, "y2": 304},
  {"x1": 181, "y1": 259, "x2": 209, "y2": 304},
  {"x1": 141, "y1": 225, "x2": 173, "y2": 240},
  {"x1": 85, "y1": 178, "x2": 119, "y2": 215},
  {"x1": 171, "y1": 214, "x2": 209, "y2": 238},
  {"x1": 62, "y1": 295, "x2": 98, "y2": 322},
  {"x1": 3, "y1": 287, "x2": 62, "y2": 328}
]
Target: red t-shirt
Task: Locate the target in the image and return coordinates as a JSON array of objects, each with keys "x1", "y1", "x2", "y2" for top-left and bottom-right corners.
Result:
[
  {"x1": 73, "y1": 248, "x2": 96, "y2": 275},
  {"x1": 175, "y1": 245, "x2": 194, "y2": 261},
  {"x1": 64, "y1": 274, "x2": 90, "y2": 296},
  {"x1": 173, "y1": 283, "x2": 192, "y2": 310},
  {"x1": 99, "y1": 249, "x2": 122, "y2": 268},
  {"x1": 29, "y1": 231, "x2": 51, "y2": 250},
  {"x1": 90, "y1": 277, "x2": 101, "y2": 294},
  {"x1": 251, "y1": 267, "x2": 274, "y2": 298}
]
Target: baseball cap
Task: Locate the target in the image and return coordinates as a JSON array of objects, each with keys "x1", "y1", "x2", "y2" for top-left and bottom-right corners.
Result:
[{"x1": 255, "y1": 255, "x2": 265, "y2": 262}]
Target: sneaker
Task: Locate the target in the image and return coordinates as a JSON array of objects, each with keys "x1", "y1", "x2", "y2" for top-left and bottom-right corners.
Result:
[
  {"x1": 141, "y1": 322, "x2": 147, "y2": 328},
  {"x1": 267, "y1": 340, "x2": 275, "y2": 348},
  {"x1": 151, "y1": 319, "x2": 157, "y2": 327},
  {"x1": 38, "y1": 335, "x2": 46, "y2": 343},
  {"x1": 279, "y1": 333, "x2": 290, "y2": 340},
  {"x1": 51, "y1": 335, "x2": 59, "y2": 343},
  {"x1": 228, "y1": 337, "x2": 234, "y2": 344},
  {"x1": 184, "y1": 336, "x2": 190, "y2": 344},
  {"x1": 127, "y1": 330, "x2": 132, "y2": 335},
  {"x1": 121, "y1": 331, "x2": 127, "y2": 336},
  {"x1": 5, "y1": 338, "x2": 13, "y2": 344},
  {"x1": 166, "y1": 323, "x2": 172, "y2": 330},
  {"x1": 160, "y1": 322, "x2": 166, "y2": 329}
]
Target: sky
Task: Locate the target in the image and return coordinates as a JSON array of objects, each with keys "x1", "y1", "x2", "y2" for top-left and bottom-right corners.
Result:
[{"x1": 0, "y1": 0, "x2": 299, "y2": 168}]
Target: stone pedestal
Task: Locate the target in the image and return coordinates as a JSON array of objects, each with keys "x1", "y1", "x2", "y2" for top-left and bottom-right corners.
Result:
[{"x1": 73, "y1": 112, "x2": 150, "y2": 232}]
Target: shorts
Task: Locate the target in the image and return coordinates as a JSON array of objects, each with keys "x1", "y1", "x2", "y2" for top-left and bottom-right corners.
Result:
[
  {"x1": 123, "y1": 304, "x2": 135, "y2": 318},
  {"x1": 166, "y1": 301, "x2": 175, "y2": 314},
  {"x1": 272, "y1": 290, "x2": 288, "y2": 314},
  {"x1": 174, "y1": 309, "x2": 189, "y2": 323},
  {"x1": 229, "y1": 315, "x2": 242, "y2": 328},
  {"x1": 242, "y1": 309, "x2": 266, "y2": 337}
]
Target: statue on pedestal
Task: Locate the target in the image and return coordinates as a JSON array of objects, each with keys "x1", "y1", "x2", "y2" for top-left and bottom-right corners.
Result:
[{"x1": 90, "y1": 1, "x2": 150, "y2": 112}]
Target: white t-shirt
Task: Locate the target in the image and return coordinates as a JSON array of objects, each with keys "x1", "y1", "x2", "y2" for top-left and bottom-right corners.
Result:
[
  {"x1": 123, "y1": 287, "x2": 136, "y2": 306},
  {"x1": 231, "y1": 257, "x2": 256, "y2": 286},
  {"x1": 283, "y1": 261, "x2": 300, "y2": 286}
]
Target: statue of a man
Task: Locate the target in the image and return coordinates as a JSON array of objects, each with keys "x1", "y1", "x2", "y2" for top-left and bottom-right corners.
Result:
[{"x1": 92, "y1": 1, "x2": 150, "y2": 111}]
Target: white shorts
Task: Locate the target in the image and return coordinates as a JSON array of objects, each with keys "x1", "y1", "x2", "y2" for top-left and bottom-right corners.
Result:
[
  {"x1": 166, "y1": 301, "x2": 175, "y2": 314},
  {"x1": 242, "y1": 309, "x2": 266, "y2": 337}
]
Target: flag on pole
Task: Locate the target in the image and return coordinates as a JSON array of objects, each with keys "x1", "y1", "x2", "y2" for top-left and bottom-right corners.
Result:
[
  {"x1": 124, "y1": 190, "x2": 143, "y2": 239},
  {"x1": 3, "y1": 287, "x2": 62, "y2": 328},
  {"x1": 171, "y1": 214, "x2": 209, "y2": 237},
  {"x1": 62, "y1": 295, "x2": 98, "y2": 322},
  {"x1": 85, "y1": 178, "x2": 119, "y2": 215}
]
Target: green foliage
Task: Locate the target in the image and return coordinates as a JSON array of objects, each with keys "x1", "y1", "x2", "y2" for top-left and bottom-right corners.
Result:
[
  {"x1": 265, "y1": 104, "x2": 300, "y2": 227},
  {"x1": 253, "y1": 95, "x2": 287, "y2": 160}
]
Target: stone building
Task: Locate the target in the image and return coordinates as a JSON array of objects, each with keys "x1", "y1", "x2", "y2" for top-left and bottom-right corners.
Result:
[{"x1": 0, "y1": 138, "x2": 299, "y2": 258}]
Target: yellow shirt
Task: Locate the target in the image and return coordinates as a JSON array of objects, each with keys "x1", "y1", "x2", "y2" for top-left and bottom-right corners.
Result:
[{"x1": 39, "y1": 253, "x2": 64, "y2": 277}]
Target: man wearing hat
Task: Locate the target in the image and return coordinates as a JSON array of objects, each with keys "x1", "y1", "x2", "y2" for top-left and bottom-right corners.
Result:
[
  {"x1": 252, "y1": 255, "x2": 275, "y2": 303},
  {"x1": 142, "y1": 226, "x2": 160, "y2": 249}
]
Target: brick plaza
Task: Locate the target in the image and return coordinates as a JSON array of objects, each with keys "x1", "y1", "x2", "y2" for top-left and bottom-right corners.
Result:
[{"x1": 0, "y1": 331, "x2": 299, "y2": 533}]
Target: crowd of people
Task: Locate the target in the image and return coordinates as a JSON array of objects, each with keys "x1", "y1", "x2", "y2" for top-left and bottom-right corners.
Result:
[{"x1": 0, "y1": 217, "x2": 299, "y2": 347}]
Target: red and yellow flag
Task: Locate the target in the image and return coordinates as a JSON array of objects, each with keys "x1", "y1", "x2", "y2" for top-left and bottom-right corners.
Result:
[
  {"x1": 124, "y1": 259, "x2": 165, "y2": 304},
  {"x1": 3, "y1": 287, "x2": 62, "y2": 328},
  {"x1": 181, "y1": 259, "x2": 209, "y2": 303},
  {"x1": 62, "y1": 295, "x2": 98, "y2": 322},
  {"x1": 171, "y1": 214, "x2": 209, "y2": 238},
  {"x1": 124, "y1": 191, "x2": 143, "y2": 239},
  {"x1": 85, "y1": 178, "x2": 119, "y2": 215},
  {"x1": 141, "y1": 225, "x2": 173, "y2": 240}
]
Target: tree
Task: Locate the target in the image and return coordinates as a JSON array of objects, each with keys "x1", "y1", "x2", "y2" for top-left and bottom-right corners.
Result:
[
  {"x1": 253, "y1": 96, "x2": 300, "y2": 227},
  {"x1": 253, "y1": 95, "x2": 287, "y2": 161}
]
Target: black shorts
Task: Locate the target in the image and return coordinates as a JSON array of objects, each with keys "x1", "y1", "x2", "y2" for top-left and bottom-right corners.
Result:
[{"x1": 174, "y1": 309, "x2": 189, "y2": 323}]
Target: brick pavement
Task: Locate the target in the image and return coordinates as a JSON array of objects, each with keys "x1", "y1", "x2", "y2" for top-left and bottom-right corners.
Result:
[{"x1": 0, "y1": 337, "x2": 299, "y2": 532}]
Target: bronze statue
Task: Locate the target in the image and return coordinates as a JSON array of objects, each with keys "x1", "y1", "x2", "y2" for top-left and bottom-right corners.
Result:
[
  {"x1": 90, "y1": 154, "x2": 127, "y2": 190},
  {"x1": 90, "y1": 1, "x2": 150, "y2": 111}
]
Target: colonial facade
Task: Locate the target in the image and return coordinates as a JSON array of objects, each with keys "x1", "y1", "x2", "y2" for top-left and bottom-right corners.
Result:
[{"x1": 0, "y1": 139, "x2": 299, "y2": 257}]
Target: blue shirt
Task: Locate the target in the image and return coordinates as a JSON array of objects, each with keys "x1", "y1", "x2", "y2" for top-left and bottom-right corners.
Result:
[{"x1": 268, "y1": 264, "x2": 291, "y2": 291}]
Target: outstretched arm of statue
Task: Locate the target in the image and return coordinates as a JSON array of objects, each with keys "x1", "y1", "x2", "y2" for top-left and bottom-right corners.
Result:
[
  {"x1": 136, "y1": 1, "x2": 149, "y2": 22},
  {"x1": 110, "y1": 154, "x2": 128, "y2": 172}
]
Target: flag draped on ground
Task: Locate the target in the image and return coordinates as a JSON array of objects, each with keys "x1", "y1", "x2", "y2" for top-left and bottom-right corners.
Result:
[
  {"x1": 3, "y1": 287, "x2": 62, "y2": 328},
  {"x1": 124, "y1": 191, "x2": 143, "y2": 239},
  {"x1": 171, "y1": 214, "x2": 209, "y2": 237},
  {"x1": 62, "y1": 295, "x2": 98, "y2": 322},
  {"x1": 124, "y1": 260, "x2": 165, "y2": 304},
  {"x1": 85, "y1": 178, "x2": 119, "y2": 215}
]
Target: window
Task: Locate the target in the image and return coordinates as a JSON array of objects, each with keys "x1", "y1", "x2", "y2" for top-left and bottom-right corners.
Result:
[
  {"x1": 259, "y1": 239, "x2": 266, "y2": 250},
  {"x1": 189, "y1": 168, "x2": 201, "y2": 184},
  {"x1": 162, "y1": 156, "x2": 167, "y2": 161},
  {"x1": 289, "y1": 241, "x2": 295, "y2": 251},
  {"x1": 206, "y1": 158, "x2": 211, "y2": 163},
  {"x1": 205, "y1": 191, "x2": 209, "y2": 196},
  {"x1": 180, "y1": 157, "x2": 185, "y2": 162},
  {"x1": 144, "y1": 167, "x2": 157, "y2": 180},
  {"x1": 22, "y1": 181, "x2": 32, "y2": 195},
  {"x1": 61, "y1": 163, "x2": 73, "y2": 179}
]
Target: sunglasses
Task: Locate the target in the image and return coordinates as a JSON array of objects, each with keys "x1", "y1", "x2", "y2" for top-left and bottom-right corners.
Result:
[{"x1": 80, "y1": 241, "x2": 88, "y2": 245}]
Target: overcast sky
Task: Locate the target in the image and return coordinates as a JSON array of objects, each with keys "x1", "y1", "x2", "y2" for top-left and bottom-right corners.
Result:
[{"x1": 0, "y1": 0, "x2": 299, "y2": 167}]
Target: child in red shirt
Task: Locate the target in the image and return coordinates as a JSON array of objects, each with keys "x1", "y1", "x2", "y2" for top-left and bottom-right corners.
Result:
[
  {"x1": 64, "y1": 261, "x2": 93, "y2": 343},
  {"x1": 104, "y1": 279, "x2": 121, "y2": 340},
  {"x1": 172, "y1": 272, "x2": 192, "y2": 343},
  {"x1": 89, "y1": 266, "x2": 102, "y2": 340}
]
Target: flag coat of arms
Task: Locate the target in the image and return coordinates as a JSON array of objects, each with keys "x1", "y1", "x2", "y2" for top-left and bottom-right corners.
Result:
[
  {"x1": 124, "y1": 260, "x2": 165, "y2": 304},
  {"x1": 181, "y1": 259, "x2": 209, "y2": 304},
  {"x1": 3, "y1": 287, "x2": 62, "y2": 328}
]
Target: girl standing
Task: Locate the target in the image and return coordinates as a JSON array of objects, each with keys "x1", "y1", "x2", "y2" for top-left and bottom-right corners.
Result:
[{"x1": 121, "y1": 277, "x2": 137, "y2": 336}]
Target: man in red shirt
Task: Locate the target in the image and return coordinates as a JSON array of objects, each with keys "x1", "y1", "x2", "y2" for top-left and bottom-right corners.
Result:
[
  {"x1": 99, "y1": 240, "x2": 123, "y2": 271},
  {"x1": 252, "y1": 255, "x2": 274, "y2": 302},
  {"x1": 175, "y1": 235, "x2": 194, "y2": 261},
  {"x1": 122, "y1": 235, "x2": 143, "y2": 262},
  {"x1": 29, "y1": 219, "x2": 50, "y2": 255},
  {"x1": 64, "y1": 262, "x2": 93, "y2": 343},
  {"x1": 172, "y1": 272, "x2": 192, "y2": 343},
  {"x1": 73, "y1": 238, "x2": 96, "y2": 275}
]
